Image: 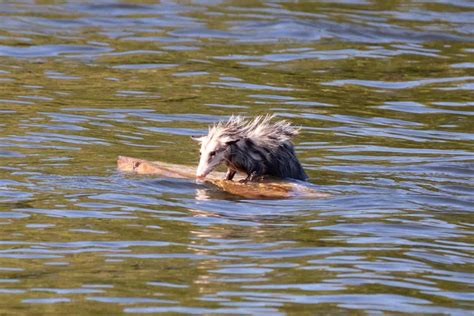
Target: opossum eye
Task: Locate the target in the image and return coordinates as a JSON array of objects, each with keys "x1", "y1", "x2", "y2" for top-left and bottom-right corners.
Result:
[{"x1": 209, "y1": 151, "x2": 216, "y2": 158}]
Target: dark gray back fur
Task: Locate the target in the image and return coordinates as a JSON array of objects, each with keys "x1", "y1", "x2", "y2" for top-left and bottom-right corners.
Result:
[{"x1": 224, "y1": 138, "x2": 308, "y2": 181}]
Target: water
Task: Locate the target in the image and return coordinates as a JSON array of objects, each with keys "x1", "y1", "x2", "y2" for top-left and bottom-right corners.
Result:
[{"x1": 0, "y1": 0, "x2": 473, "y2": 314}]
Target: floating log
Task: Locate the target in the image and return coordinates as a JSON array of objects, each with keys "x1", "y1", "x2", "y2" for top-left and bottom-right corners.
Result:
[{"x1": 117, "y1": 156, "x2": 329, "y2": 199}]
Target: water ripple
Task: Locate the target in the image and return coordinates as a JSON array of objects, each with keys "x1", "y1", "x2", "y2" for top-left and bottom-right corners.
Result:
[
  {"x1": 0, "y1": 45, "x2": 112, "y2": 58},
  {"x1": 0, "y1": 0, "x2": 472, "y2": 315}
]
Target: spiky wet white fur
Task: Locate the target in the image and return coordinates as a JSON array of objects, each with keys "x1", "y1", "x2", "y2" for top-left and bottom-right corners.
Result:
[{"x1": 207, "y1": 115, "x2": 299, "y2": 150}]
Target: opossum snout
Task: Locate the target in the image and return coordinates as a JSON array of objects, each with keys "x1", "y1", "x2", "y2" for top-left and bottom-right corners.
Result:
[
  {"x1": 195, "y1": 159, "x2": 212, "y2": 179},
  {"x1": 196, "y1": 172, "x2": 206, "y2": 179},
  {"x1": 196, "y1": 162, "x2": 214, "y2": 179}
]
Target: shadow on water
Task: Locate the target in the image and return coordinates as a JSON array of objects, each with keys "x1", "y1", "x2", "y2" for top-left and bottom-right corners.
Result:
[{"x1": 0, "y1": 0, "x2": 473, "y2": 314}]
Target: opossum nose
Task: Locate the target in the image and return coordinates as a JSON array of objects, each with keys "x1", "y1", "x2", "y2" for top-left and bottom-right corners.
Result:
[{"x1": 196, "y1": 174, "x2": 206, "y2": 180}]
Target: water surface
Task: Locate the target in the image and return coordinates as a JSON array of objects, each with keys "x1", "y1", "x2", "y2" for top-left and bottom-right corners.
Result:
[{"x1": 0, "y1": 0, "x2": 473, "y2": 314}]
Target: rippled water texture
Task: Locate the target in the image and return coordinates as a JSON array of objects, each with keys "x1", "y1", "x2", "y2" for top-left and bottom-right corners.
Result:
[{"x1": 0, "y1": 0, "x2": 473, "y2": 314}]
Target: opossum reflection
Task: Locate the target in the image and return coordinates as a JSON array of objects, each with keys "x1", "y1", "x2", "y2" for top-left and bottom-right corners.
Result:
[{"x1": 192, "y1": 115, "x2": 308, "y2": 182}]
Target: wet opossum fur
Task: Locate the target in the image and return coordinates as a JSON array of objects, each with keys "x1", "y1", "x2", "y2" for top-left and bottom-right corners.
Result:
[{"x1": 193, "y1": 115, "x2": 308, "y2": 182}]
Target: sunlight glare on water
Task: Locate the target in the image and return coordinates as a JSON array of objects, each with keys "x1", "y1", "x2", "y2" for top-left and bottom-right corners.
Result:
[{"x1": 0, "y1": 0, "x2": 473, "y2": 314}]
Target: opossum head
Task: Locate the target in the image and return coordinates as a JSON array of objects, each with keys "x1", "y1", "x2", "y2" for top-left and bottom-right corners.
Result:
[
  {"x1": 192, "y1": 126, "x2": 240, "y2": 179},
  {"x1": 192, "y1": 116, "x2": 244, "y2": 179}
]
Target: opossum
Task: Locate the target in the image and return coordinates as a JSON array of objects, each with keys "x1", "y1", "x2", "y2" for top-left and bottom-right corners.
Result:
[{"x1": 192, "y1": 115, "x2": 308, "y2": 182}]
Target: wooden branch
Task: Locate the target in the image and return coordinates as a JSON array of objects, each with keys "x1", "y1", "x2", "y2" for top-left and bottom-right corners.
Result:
[{"x1": 117, "y1": 156, "x2": 329, "y2": 199}]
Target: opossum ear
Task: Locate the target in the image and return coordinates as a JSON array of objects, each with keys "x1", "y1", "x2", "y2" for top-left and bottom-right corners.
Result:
[
  {"x1": 191, "y1": 135, "x2": 205, "y2": 143},
  {"x1": 225, "y1": 139, "x2": 239, "y2": 146}
]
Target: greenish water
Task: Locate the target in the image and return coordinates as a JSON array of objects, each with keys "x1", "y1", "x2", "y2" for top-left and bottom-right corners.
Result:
[{"x1": 0, "y1": 1, "x2": 473, "y2": 314}]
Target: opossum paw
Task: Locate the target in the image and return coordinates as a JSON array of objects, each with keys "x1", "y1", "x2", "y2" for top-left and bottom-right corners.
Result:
[{"x1": 240, "y1": 172, "x2": 261, "y2": 183}]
